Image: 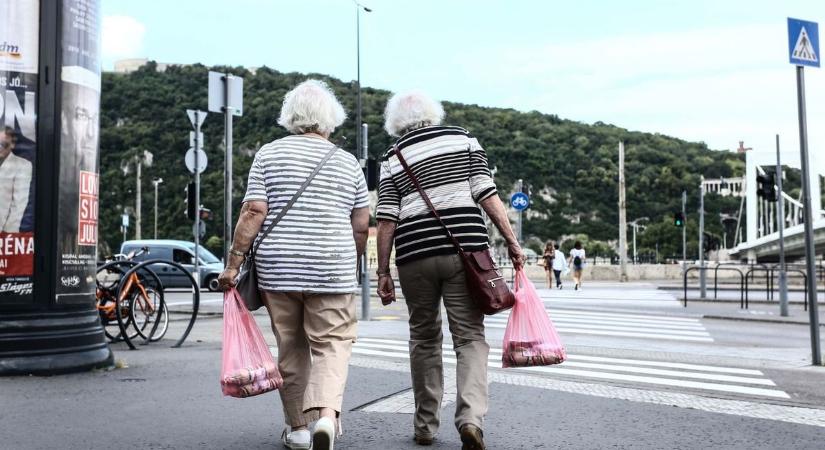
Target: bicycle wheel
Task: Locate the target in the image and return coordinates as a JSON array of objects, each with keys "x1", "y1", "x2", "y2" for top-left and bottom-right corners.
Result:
[
  {"x1": 96, "y1": 264, "x2": 134, "y2": 342},
  {"x1": 129, "y1": 288, "x2": 169, "y2": 342}
]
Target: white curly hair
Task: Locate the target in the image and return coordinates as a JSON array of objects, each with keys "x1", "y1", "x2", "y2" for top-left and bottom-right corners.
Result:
[
  {"x1": 383, "y1": 90, "x2": 445, "y2": 137},
  {"x1": 277, "y1": 79, "x2": 346, "y2": 135}
]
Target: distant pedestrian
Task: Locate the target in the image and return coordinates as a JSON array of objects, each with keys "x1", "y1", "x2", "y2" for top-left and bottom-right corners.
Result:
[
  {"x1": 218, "y1": 79, "x2": 370, "y2": 450},
  {"x1": 568, "y1": 241, "x2": 586, "y2": 290},
  {"x1": 552, "y1": 243, "x2": 567, "y2": 289},
  {"x1": 375, "y1": 90, "x2": 525, "y2": 450},
  {"x1": 542, "y1": 241, "x2": 555, "y2": 288}
]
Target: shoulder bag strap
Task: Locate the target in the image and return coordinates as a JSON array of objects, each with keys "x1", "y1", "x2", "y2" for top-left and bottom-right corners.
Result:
[
  {"x1": 393, "y1": 145, "x2": 465, "y2": 254},
  {"x1": 249, "y1": 145, "x2": 338, "y2": 257}
]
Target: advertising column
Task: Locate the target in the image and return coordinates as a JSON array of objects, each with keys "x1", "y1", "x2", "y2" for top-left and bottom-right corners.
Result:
[
  {"x1": 56, "y1": 0, "x2": 100, "y2": 303},
  {"x1": 0, "y1": 1, "x2": 37, "y2": 304}
]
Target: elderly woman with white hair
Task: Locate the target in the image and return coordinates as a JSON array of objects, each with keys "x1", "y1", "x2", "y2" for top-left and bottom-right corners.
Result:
[
  {"x1": 375, "y1": 91, "x2": 525, "y2": 450},
  {"x1": 218, "y1": 79, "x2": 370, "y2": 450}
]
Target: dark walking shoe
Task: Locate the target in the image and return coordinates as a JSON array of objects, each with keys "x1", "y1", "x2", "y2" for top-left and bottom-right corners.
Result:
[
  {"x1": 459, "y1": 424, "x2": 485, "y2": 450},
  {"x1": 414, "y1": 435, "x2": 434, "y2": 446}
]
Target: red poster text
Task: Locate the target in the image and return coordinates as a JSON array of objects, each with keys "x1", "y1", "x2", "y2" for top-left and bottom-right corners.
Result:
[
  {"x1": 78, "y1": 171, "x2": 98, "y2": 246},
  {"x1": 0, "y1": 232, "x2": 34, "y2": 276}
]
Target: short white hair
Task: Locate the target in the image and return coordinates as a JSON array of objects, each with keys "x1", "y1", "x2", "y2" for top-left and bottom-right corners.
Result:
[
  {"x1": 383, "y1": 90, "x2": 445, "y2": 137},
  {"x1": 278, "y1": 79, "x2": 346, "y2": 135}
]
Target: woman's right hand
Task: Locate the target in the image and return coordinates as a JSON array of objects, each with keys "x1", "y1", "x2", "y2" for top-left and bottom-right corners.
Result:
[
  {"x1": 377, "y1": 275, "x2": 396, "y2": 305},
  {"x1": 508, "y1": 243, "x2": 526, "y2": 270}
]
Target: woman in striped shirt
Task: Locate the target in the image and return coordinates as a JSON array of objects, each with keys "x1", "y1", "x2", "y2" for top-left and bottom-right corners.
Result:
[
  {"x1": 219, "y1": 79, "x2": 369, "y2": 450},
  {"x1": 375, "y1": 91, "x2": 525, "y2": 450}
]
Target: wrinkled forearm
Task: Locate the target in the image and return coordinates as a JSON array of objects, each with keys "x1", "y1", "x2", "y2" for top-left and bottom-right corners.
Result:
[
  {"x1": 376, "y1": 220, "x2": 397, "y2": 273},
  {"x1": 351, "y1": 207, "x2": 369, "y2": 256},
  {"x1": 480, "y1": 195, "x2": 518, "y2": 245},
  {"x1": 226, "y1": 202, "x2": 267, "y2": 269}
]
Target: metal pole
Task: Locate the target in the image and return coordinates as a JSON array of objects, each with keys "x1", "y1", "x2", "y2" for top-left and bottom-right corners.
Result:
[
  {"x1": 682, "y1": 190, "x2": 687, "y2": 273},
  {"x1": 136, "y1": 157, "x2": 142, "y2": 239},
  {"x1": 699, "y1": 178, "x2": 706, "y2": 298},
  {"x1": 224, "y1": 76, "x2": 233, "y2": 264},
  {"x1": 632, "y1": 223, "x2": 637, "y2": 265},
  {"x1": 355, "y1": 6, "x2": 362, "y2": 156},
  {"x1": 795, "y1": 66, "x2": 821, "y2": 365},
  {"x1": 360, "y1": 124, "x2": 370, "y2": 321},
  {"x1": 517, "y1": 179, "x2": 523, "y2": 244},
  {"x1": 153, "y1": 179, "x2": 160, "y2": 239},
  {"x1": 776, "y1": 134, "x2": 789, "y2": 317},
  {"x1": 618, "y1": 142, "x2": 628, "y2": 281},
  {"x1": 194, "y1": 111, "x2": 201, "y2": 287}
]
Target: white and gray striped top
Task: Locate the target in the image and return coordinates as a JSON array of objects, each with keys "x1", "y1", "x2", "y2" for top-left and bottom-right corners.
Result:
[{"x1": 243, "y1": 135, "x2": 369, "y2": 293}]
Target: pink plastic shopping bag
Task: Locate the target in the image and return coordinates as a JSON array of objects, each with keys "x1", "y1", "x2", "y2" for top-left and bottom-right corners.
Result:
[
  {"x1": 502, "y1": 270, "x2": 566, "y2": 368},
  {"x1": 221, "y1": 288, "x2": 283, "y2": 398}
]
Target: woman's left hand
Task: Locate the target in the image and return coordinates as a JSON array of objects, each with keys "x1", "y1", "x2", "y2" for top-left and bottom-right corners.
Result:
[{"x1": 218, "y1": 267, "x2": 239, "y2": 291}]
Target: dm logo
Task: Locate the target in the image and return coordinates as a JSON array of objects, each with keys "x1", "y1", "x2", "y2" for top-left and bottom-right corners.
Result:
[{"x1": 0, "y1": 41, "x2": 22, "y2": 59}]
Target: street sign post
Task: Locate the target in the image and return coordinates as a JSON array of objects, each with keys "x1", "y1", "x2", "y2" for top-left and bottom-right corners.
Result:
[
  {"x1": 511, "y1": 184, "x2": 528, "y2": 245},
  {"x1": 775, "y1": 135, "x2": 789, "y2": 317},
  {"x1": 699, "y1": 178, "x2": 706, "y2": 298},
  {"x1": 187, "y1": 109, "x2": 207, "y2": 286},
  {"x1": 510, "y1": 192, "x2": 529, "y2": 211},
  {"x1": 184, "y1": 148, "x2": 208, "y2": 174},
  {"x1": 208, "y1": 71, "x2": 244, "y2": 263},
  {"x1": 788, "y1": 17, "x2": 821, "y2": 365}
]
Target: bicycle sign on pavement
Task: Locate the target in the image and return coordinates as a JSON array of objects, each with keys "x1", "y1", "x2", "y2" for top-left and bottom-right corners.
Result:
[{"x1": 510, "y1": 192, "x2": 530, "y2": 211}]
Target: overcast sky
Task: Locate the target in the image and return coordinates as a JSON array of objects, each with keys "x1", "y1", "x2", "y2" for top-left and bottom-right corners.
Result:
[{"x1": 101, "y1": 0, "x2": 825, "y2": 170}]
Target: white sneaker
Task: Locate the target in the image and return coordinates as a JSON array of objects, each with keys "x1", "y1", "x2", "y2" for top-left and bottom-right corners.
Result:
[
  {"x1": 313, "y1": 417, "x2": 336, "y2": 450},
  {"x1": 281, "y1": 428, "x2": 311, "y2": 450}
]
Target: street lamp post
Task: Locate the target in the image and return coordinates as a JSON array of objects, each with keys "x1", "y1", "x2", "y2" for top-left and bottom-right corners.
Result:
[
  {"x1": 353, "y1": 1, "x2": 371, "y2": 155},
  {"x1": 629, "y1": 217, "x2": 648, "y2": 264},
  {"x1": 152, "y1": 178, "x2": 163, "y2": 239}
]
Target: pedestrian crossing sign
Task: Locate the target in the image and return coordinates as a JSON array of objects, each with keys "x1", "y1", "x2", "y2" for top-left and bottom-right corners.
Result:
[{"x1": 788, "y1": 18, "x2": 820, "y2": 68}]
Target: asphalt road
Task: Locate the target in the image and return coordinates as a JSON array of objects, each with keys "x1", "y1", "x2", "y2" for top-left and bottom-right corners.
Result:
[{"x1": 2, "y1": 282, "x2": 825, "y2": 449}]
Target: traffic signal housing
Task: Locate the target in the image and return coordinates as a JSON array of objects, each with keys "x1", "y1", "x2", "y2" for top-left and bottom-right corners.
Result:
[
  {"x1": 521, "y1": 183, "x2": 532, "y2": 209},
  {"x1": 674, "y1": 212, "x2": 685, "y2": 227},
  {"x1": 756, "y1": 173, "x2": 777, "y2": 202},
  {"x1": 186, "y1": 182, "x2": 196, "y2": 220}
]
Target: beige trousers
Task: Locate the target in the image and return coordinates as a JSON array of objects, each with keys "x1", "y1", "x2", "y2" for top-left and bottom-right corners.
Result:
[
  {"x1": 262, "y1": 291, "x2": 357, "y2": 428},
  {"x1": 397, "y1": 253, "x2": 489, "y2": 439}
]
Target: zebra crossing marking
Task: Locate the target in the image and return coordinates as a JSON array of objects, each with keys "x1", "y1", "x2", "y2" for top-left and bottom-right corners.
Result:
[
  {"x1": 353, "y1": 337, "x2": 788, "y2": 399},
  {"x1": 483, "y1": 308, "x2": 715, "y2": 342}
]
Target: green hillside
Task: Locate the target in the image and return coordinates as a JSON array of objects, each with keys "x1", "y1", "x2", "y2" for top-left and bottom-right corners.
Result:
[{"x1": 98, "y1": 62, "x2": 745, "y2": 259}]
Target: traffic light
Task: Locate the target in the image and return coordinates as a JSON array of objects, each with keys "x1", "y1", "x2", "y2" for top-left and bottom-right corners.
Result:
[
  {"x1": 674, "y1": 212, "x2": 685, "y2": 227},
  {"x1": 756, "y1": 173, "x2": 777, "y2": 202},
  {"x1": 521, "y1": 183, "x2": 532, "y2": 208},
  {"x1": 185, "y1": 182, "x2": 196, "y2": 220},
  {"x1": 702, "y1": 232, "x2": 720, "y2": 253},
  {"x1": 364, "y1": 159, "x2": 379, "y2": 191}
]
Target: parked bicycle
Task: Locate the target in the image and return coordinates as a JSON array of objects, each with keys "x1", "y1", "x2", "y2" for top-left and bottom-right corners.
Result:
[{"x1": 96, "y1": 247, "x2": 168, "y2": 342}]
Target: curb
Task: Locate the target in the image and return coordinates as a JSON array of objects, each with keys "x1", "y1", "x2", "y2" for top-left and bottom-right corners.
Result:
[{"x1": 702, "y1": 314, "x2": 825, "y2": 326}]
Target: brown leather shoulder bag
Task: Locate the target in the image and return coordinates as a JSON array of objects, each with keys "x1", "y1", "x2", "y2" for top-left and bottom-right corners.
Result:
[{"x1": 394, "y1": 145, "x2": 514, "y2": 315}]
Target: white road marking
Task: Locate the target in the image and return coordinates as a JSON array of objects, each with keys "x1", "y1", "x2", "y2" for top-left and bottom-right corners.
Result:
[
  {"x1": 351, "y1": 356, "x2": 821, "y2": 428},
  {"x1": 353, "y1": 338, "x2": 788, "y2": 399}
]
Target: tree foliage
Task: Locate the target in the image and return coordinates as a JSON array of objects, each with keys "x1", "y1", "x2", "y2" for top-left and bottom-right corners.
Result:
[{"x1": 98, "y1": 63, "x2": 744, "y2": 259}]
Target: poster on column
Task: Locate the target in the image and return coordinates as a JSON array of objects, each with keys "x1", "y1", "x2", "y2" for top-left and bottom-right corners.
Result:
[
  {"x1": 56, "y1": 0, "x2": 100, "y2": 303},
  {"x1": 0, "y1": 0, "x2": 38, "y2": 303}
]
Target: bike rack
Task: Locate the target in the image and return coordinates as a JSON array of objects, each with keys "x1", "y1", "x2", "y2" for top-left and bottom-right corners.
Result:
[
  {"x1": 96, "y1": 260, "x2": 164, "y2": 343},
  {"x1": 683, "y1": 266, "x2": 744, "y2": 308},
  {"x1": 115, "y1": 259, "x2": 200, "y2": 350},
  {"x1": 744, "y1": 267, "x2": 809, "y2": 312}
]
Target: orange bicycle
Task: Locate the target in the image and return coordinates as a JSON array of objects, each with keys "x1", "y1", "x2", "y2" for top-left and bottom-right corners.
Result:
[{"x1": 96, "y1": 247, "x2": 168, "y2": 342}]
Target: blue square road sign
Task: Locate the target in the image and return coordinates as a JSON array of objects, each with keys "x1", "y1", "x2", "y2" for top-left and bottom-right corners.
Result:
[{"x1": 788, "y1": 18, "x2": 820, "y2": 68}]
